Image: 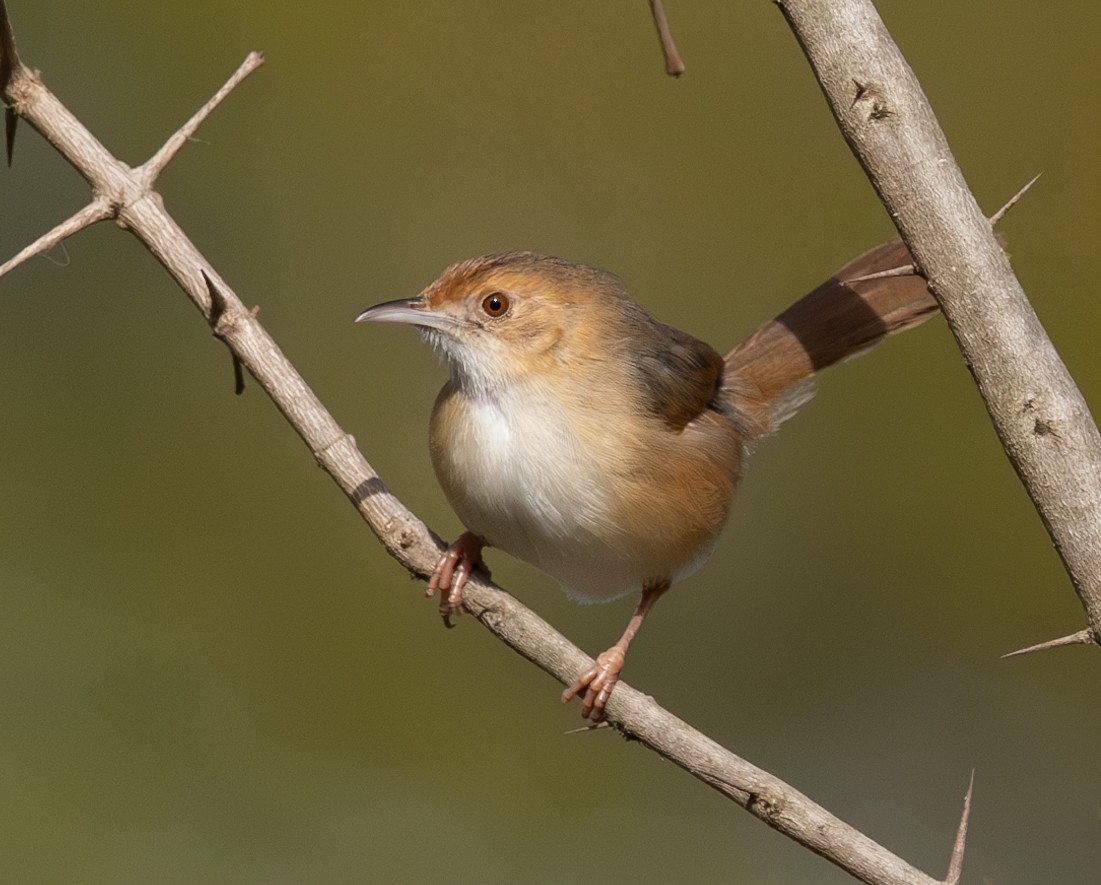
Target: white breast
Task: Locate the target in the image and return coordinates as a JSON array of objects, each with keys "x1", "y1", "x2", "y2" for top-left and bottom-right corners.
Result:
[{"x1": 431, "y1": 385, "x2": 655, "y2": 603}]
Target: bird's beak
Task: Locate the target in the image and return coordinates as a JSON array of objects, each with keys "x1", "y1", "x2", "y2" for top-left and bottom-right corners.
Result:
[
  {"x1": 355, "y1": 296, "x2": 461, "y2": 333},
  {"x1": 356, "y1": 295, "x2": 464, "y2": 334},
  {"x1": 355, "y1": 296, "x2": 427, "y2": 326}
]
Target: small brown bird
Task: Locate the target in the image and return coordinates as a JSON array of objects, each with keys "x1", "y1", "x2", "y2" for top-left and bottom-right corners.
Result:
[{"x1": 357, "y1": 243, "x2": 937, "y2": 720}]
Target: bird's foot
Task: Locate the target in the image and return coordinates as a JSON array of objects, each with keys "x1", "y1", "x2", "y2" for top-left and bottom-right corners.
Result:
[
  {"x1": 425, "y1": 532, "x2": 486, "y2": 627},
  {"x1": 562, "y1": 645, "x2": 627, "y2": 722}
]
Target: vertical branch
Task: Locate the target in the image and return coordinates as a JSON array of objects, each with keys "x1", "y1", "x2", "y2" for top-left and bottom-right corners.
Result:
[{"x1": 775, "y1": 0, "x2": 1101, "y2": 647}]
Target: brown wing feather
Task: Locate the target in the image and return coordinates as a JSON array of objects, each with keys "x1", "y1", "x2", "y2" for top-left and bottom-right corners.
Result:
[{"x1": 625, "y1": 312, "x2": 725, "y2": 431}]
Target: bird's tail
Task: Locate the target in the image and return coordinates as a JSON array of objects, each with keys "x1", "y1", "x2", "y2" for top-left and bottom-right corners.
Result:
[{"x1": 722, "y1": 238, "x2": 939, "y2": 442}]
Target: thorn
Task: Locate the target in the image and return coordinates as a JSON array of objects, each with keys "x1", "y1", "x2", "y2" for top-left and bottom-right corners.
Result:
[
  {"x1": 203, "y1": 270, "x2": 248, "y2": 395},
  {"x1": 844, "y1": 263, "x2": 919, "y2": 285},
  {"x1": 1002, "y1": 627, "x2": 1097, "y2": 658},
  {"x1": 1002, "y1": 628, "x2": 1098, "y2": 658},
  {"x1": 944, "y1": 771, "x2": 974, "y2": 885},
  {"x1": 232, "y1": 350, "x2": 246, "y2": 395},
  {"x1": 851, "y1": 80, "x2": 869, "y2": 108},
  {"x1": 203, "y1": 270, "x2": 227, "y2": 322},
  {"x1": 1, "y1": 0, "x2": 23, "y2": 166},
  {"x1": 989, "y1": 172, "x2": 1042, "y2": 228},
  {"x1": 563, "y1": 721, "x2": 610, "y2": 735}
]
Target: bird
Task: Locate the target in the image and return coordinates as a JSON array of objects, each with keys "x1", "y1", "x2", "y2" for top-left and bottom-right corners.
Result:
[{"x1": 356, "y1": 242, "x2": 937, "y2": 721}]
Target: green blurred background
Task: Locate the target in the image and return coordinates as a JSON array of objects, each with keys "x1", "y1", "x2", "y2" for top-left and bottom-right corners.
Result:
[{"x1": 1, "y1": 2, "x2": 1098, "y2": 883}]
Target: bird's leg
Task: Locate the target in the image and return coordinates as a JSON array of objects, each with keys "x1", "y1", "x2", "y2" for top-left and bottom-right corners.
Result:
[
  {"x1": 425, "y1": 531, "x2": 487, "y2": 627},
  {"x1": 562, "y1": 579, "x2": 670, "y2": 721}
]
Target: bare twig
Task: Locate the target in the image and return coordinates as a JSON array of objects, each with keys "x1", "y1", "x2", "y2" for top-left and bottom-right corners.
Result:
[
  {"x1": 776, "y1": 0, "x2": 1101, "y2": 649},
  {"x1": 0, "y1": 199, "x2": 111, "y2": 278},
  {"x1": 648, "y1": 0, "x2": 686, "y2": 77},
  {"x1": 139, "y1": 51, "x2": 265, "y2": 185}
]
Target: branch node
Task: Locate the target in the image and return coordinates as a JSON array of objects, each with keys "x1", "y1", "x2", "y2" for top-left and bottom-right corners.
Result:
[
  {"x1": 316, "y1": 431, "x2": 359, "y2": 466},
  {"x1": 747, "y1": 785, "x2": 787, "y2": 824},
  {"x1": 867, "y1": 101, "x2": 894, "y2": 122},
  {"x1": 848, "y1": 78, "x2": 892, "y2": 120}
]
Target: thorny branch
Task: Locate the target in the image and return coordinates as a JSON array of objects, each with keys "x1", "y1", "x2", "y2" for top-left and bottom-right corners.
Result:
[{"x1": 777, "y1": 0, "x2": 1101, "y2": 656}]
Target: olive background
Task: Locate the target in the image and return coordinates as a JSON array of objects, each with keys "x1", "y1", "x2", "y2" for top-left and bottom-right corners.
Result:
[{"x1": 1, "y1": 2, "x2": 1099, "y2": 883}]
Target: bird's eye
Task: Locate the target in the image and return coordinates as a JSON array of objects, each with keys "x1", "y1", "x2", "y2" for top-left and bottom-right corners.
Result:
[{"x1": 481, "y1": 292, "x2": 510, "y2": 318}]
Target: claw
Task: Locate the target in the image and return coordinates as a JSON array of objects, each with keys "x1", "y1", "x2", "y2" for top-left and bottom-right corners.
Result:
[
  {"x1": 560, "y1": 580, "x2": 669, "y2": 721},
  {"x1": 562, "y1": 646, "x2": 627, "y2": 722},
  {"x1": 425, "y1": 532, "x2": 485, "y2": 627}
]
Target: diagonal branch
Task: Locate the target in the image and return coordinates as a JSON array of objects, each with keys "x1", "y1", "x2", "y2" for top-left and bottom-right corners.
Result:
[
  {"x1": 776, "y1": 0, "x2": 1101, "y2": 651},
  {"x1": 0, "y1": 9, "x2": 955, "y2": 885}
]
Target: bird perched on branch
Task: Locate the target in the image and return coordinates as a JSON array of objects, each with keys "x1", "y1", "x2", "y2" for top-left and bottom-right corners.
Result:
[{"x1": 357, "y1": 241, "x2": 936, "y2": 721}]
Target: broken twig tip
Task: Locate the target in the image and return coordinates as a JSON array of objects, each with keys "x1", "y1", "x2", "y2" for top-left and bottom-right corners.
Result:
[{"x1": 648, "y1": 0, "x2": 686, "y2": 77}]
